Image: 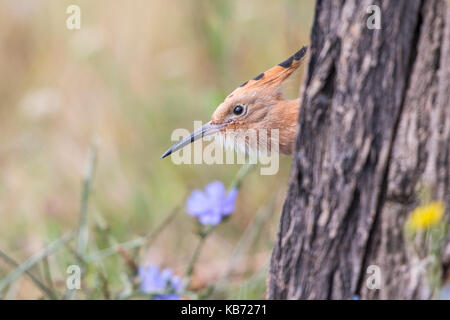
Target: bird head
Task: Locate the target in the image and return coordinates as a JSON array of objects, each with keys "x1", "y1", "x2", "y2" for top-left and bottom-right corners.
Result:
[{"x1": 161, "y1": 46, "x2": 307, "y2": 158}]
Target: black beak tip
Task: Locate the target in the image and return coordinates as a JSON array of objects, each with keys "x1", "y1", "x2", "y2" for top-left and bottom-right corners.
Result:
[{"x1": 161, "y1": 149, "x2": 172, "y2": 159}]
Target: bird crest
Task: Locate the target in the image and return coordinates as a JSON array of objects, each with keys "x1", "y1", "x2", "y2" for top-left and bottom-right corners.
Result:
[{"x1": 233, "y1": 46, "x2": 307, "y2": 95}]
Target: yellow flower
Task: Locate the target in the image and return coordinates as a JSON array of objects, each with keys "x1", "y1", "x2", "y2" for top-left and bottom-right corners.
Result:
[{"x1": 408, "y1": 202, "x2": 445, "y2": 231}]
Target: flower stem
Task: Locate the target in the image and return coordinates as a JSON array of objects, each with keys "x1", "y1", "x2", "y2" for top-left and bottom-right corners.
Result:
[
  {"x1": 185, "y1": 234, "x2": 206, "y2": 278},
  {"x1": 184, "y1": 225, "x2": 214, "y2": 285},
  {"x1": 229, "y1": 163, "x2": 255, "y2": 190},
  {"x1": 184, "y1": 164, "x2": 254, "y2": 290}
]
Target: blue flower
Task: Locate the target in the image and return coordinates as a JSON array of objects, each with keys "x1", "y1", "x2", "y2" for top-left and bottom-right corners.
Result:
[
  {"x1": 138, "y1": 264, "x2": 183, "y2": 300},
  {"x1": 186, "y1": 181, "x2": 238, "y2": 226}
]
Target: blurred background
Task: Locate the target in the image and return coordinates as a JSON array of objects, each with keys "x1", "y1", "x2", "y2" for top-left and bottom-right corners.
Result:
[{"x1": 0, "y1": 0, "x2": 314, "y2": 299}]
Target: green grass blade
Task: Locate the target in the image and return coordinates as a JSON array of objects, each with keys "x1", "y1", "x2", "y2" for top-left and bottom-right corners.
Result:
[
  {"x1": 76, "y1": 142, "x2": 98, "y2": 256},
  {"x1": 0, "y1": 249, "x2": 58, "y2": 299},
  {"x1": 0, "y1": 231, "x2": 74, "y2": 295}
]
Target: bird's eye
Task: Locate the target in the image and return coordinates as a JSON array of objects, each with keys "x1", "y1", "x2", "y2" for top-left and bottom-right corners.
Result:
[{"x1": 233, "y1": 105, "x2": 244, "y2": 116}]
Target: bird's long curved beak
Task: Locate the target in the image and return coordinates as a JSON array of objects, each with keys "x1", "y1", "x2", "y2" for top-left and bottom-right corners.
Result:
[{"x1": 161, "y1": 121, "x2": 222, "y2": 159}]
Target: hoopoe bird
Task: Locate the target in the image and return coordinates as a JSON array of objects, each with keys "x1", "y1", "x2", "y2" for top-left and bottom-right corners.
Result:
[{"x1": 161, "y1": 46, "x2": 307, "y2": 159}]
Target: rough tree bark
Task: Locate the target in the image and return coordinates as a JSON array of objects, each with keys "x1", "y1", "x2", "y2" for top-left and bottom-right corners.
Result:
[{"x1": 268, "y1": 0, "x2": 450, "y2": 299}]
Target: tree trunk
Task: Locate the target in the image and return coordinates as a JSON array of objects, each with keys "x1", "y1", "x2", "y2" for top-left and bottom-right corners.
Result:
[{"x1": 268, "y1": 0, "x2": 450, "y2": 299}]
